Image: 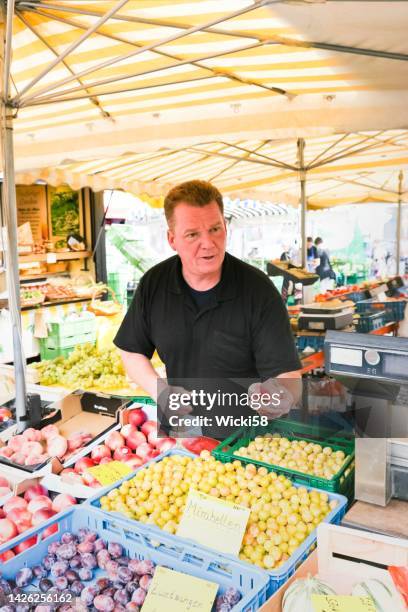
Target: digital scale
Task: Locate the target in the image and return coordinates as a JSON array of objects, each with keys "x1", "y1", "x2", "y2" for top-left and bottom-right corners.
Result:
[
  {"x1": 325, "y1": 331, "x2": 408, "y2": 507},
  {"x1": 298, "y1": 303, "x2": 354, "y2": 331}
]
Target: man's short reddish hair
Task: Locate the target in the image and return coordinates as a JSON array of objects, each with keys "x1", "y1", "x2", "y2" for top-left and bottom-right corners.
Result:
[{"x1": 164, "y1": 180, "x2": 224, "y2": 226}]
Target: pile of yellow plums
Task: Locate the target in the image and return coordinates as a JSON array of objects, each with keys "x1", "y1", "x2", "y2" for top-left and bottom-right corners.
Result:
[
  {"x1": 99, "y1": 451, "x2": 338, "y2": 571},
  {"x1": 234, "y1": 434, "x2": 349, "y2": 480}
]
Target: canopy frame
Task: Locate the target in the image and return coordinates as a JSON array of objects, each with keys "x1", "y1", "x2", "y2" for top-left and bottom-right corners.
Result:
[{"x1": 1, "y1": 0, "x2": 26, "y2": 431}]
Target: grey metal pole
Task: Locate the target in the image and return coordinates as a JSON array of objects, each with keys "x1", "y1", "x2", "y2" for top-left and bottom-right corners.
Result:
[
  {"x1": 1, "y1": 0, "x2": 27, "y2": 431},
  {"x1": 396, "y1": 170, "x2": 403, "y2": 276},
  {"x1": 297, "y1": 138, "x2": 307, "y2": 268}
]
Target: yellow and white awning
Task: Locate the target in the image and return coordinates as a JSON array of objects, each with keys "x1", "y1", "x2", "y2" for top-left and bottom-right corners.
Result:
[
  {"x1": 16, "y1": 130, "x2": 408, "y2": 209},
  {"x1": 2, "y1": 0, "x2": 408, "y2": 172}
]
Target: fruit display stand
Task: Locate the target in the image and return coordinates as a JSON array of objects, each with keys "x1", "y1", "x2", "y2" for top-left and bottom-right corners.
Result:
[
  {"x1": 0, "y1": 506, "x2": 269, "y2": 611},
  {"x1": 259, "y1": 522, "x2": 408, "y2": 611},
  {"x1": 87, "y1": 449, "x2": 347, "y2": 597},
  {"x1": 28, "y1": 345, "x2": 165, "y2": 399},
  {"x1": 212, "y1": 422, "x2": 355, "y2": 499}
]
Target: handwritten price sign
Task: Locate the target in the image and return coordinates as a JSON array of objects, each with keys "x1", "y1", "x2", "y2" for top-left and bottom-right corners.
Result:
[
  {"x1": 311, "y1": 595, "x2": 376, "y2": 612},
  {"x1": 87, "y1": 461, "x2": 132, "y2": 486},
  {"x1": 141, "y1": 566, "x2": 218, "y2": 612},
  {"x1": 177, "y1": 489, "x2": 250, "y2": 556}
]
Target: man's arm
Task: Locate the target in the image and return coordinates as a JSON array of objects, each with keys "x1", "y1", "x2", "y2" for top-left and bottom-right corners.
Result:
[{"x1": 119, "y1": 350, "x2": 159, "y2": 401}]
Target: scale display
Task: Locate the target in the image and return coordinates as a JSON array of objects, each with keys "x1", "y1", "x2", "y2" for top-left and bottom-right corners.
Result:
[{"x1": 325, "y1": 331, "x2": 408, "y2": 383}]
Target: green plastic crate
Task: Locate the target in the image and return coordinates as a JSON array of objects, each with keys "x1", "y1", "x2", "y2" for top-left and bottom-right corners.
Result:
[
  {"x1": 48, "y1": 317, "x2": 96, "y2": 338},
  {"x1": 39, "y1": 344, "x2": 74, "y2": 360},
  {"x1": 130, "y1": 395, "x2": 156, "y2": 406},
  {"x1": 45, "y1": 330, "x2": 96, "y2": 349},
  {"x1": 212, "y1": 420, "x2": 355, "y2": 499}
]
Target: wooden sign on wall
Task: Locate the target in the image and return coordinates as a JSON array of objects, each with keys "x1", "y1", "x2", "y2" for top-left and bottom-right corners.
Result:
[{"x1": 16, "y1": 185, "x2": 48, "y2": 242}]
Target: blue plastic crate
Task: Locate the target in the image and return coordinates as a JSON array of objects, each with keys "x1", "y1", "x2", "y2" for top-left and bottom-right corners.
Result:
[
  {"x1": 296, "y1": 335, "x2": 325, "y2": 352},
  {"x1": 338, "y1": 290, "x2": 370, "y2": 303},
  {"x1": 87, "y1": 449, "x2": 348, "y2": 597},
  {"x1": 0, "y1": 506, "x2": 268, "y2": 612},
  {"x1": 356, "y1": 299, "x2": 407, "y2": 322},
  {"x1": 355, "y1": 310, "x2": 387, "y2": 333}
]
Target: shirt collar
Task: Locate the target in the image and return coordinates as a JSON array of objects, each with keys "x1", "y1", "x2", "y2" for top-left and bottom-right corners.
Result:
[{"x1": 167, "y1": 253, "x2": 238, "y2": 301}]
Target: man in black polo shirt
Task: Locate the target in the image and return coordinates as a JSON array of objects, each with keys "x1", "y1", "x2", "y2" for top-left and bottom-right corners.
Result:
[{"x1": 114, "y1": 180, "x2": 302, "y2": 427}]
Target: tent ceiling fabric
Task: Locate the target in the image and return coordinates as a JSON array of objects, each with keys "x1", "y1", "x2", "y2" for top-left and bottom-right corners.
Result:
[
  {"x1": 3, "y1": 0, "x2": 408, "y2": 172},
  {"x1": 16, "y1": 130, "x2": 408, "y2": 209}
]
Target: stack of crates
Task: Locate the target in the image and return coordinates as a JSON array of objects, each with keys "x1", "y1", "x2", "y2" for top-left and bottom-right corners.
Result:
[
  {"x1": 356, "y1": 298, "x2": 407, "y2": 323},
  {"x1": 39, "y1": 315, "x2": 96, "y2": 360}
]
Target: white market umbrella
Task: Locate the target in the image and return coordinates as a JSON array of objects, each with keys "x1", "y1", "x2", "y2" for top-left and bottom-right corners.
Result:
[{"x1": 2, "y1": 0, "x2": 408, "y2": 425}]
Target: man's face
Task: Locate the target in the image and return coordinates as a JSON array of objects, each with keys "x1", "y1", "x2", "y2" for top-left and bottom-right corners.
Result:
[{"x1": 167, "y1": 201, "x2": 227, "y2": 278}]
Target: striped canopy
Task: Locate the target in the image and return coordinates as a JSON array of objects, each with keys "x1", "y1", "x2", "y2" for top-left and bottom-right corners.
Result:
[
  {"x1": 3, "y1": 0, "x2": 408, "y2": 174},
  {"x1": 16, "y1": 130, "x2": 408, "y2": 209}
]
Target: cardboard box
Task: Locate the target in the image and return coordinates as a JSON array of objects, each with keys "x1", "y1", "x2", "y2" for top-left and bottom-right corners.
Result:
[
  {"x1": 42, "y1": 400, "x2": 157, "y2": 498},
  {"x1": 41, "y1": 424, "x2": 122, "y2": 499},
  {"x1": 0, "y1": 466, "x2": 41, "y2": 507},
  {"x1": 260, "y1": 523, "x2": 408, "y2": 611},
  {"x1": 0, "y1": 391, "x2": 132, "y2": 475}
]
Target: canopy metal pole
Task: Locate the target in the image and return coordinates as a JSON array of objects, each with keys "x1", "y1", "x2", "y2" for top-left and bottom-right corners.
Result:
[
  {"x1": 396, "y1": 170, "x2": 403, "y2": 276},
  {"x1": 1, "y1": 0, "x2": 27, "y2": 432},
  {"x1": 297, "y1": 138, "x2": 307, "y2": 268}
]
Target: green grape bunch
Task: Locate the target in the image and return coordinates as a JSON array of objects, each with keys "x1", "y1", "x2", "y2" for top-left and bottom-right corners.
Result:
[{"x1": 34, "y1": 344, "x2": 128, "y2": 391}]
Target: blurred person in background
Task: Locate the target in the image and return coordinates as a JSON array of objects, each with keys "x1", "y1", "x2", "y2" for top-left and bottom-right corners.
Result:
[{"x1": 315, "y1": 237, "x2": 336, "y2": 291}]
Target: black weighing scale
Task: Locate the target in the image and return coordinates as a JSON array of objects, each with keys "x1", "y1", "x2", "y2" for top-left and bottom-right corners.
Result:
[
  {"x1": 324, "y1": 331, "x2": 408, "y2": 508},
  {"x1": 298, "y1": 303, "x2": 354, "y2": 331}
]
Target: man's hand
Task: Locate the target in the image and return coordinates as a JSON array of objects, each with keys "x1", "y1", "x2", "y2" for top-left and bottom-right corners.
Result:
[
  {"x1": 248, "y1": 372, "x2": 301, "y2": 419},
  {"x1": 157, "y1": 383, "x2": 196, "y2": 437}
]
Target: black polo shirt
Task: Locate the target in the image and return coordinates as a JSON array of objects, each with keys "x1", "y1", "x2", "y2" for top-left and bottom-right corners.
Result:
[{"x1": 114, "y1": 253, "x2": 301, "y2": 380}]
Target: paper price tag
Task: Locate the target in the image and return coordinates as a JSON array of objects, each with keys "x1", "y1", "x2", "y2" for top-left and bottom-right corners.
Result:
[
  {"x1": 311, "y1": 595, "x2": 376, "y2": 612},
  {"x1": 87, "y1": 461, "x2": 132, "y2": 486},
  {"x1": 141, "y1": 566, "x2": 218, "y2": 612},
  {"x1": 177, "y1": 489, "x2": 250, "y2": 556},
  {"x1": 46, "y1": 252, "x2": 57, "y2": 263}
]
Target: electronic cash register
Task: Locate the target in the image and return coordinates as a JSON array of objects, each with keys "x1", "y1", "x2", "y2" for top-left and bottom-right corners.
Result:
[{"x1": 324, "y1": 331, "x2": 408, "y2": 506}]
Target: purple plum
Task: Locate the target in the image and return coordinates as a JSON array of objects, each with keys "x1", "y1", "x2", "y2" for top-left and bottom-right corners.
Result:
[
  {"x1": 61, "y1": 533, "x2": 77, "y2": 544},
  {"x1": 42, "y1": 555, "x2": 56, "y2": 571},
  {"x1": 70, "y1": 580, "x2": 84, "y2": 596},
  {"x1": 138, "y1": 575, "x2": 151, "y2": 591},
  {"x1": 113, "y1": 590, "x2": 129, "y2": 606},
  {"x1": 131, "y1": 589, "x2": 146, "y2": 606},
  {"x1": 50, "y1": 561, "x2": 68, "y2": 577},
  {"x1": 81, "y1": 585, "x2": 100, "y2": 606},
  {"x1": 56, "y1": 543, "x2": 77, "y2": 560},
  {"x1": 48, "y1": 542, "x2": 60, "y2": 555},
  {"x1": 223, "y1": 587, "x2": 241, "y2": 606},
  {"x1": 54, "y1": 576, "x2": 68, "y2": 591},
  {"x1": 33, "y1": 566, "x2": 47, "y2": 579},
  {"x1": 107, "y1": 543, "x2": 123, "y2": 559},
  {"x1": 39, "y1": 578, "x2": 53, "y2": 593},
  {"x1": 96, "y1": 550, "x2": 111, "y2": 570},
  {"x1": 96, "y1": 579, "x2": 111, "y2": 592},
  {"x1": 66, "y1": 569, "x2": 80, "y2": 584},
  {"x1": 81, "y1": 553, "x2": 98, "y2": 569},
  {"x1": 15, "y1": 568, "x2": 33, "y2": 588},
  {"x1": 93, "y1": 539, "x2": 106, "y2": 553},
  {"x1": 117, "y1": 568, "x2": 132, "y2": 584},
  {"x1": 125, "y1": 582, "x2": 139, "y2": 595},
  {"x1": 117, "y1": 557, "x2": 129, "y2": 566},
  {"x1": 94, "y1": 595, "x2": 115, "y2": 611},
  {"x1": 78, "y1": 568, "x2": 93, "y2": 581}
]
